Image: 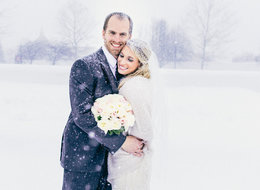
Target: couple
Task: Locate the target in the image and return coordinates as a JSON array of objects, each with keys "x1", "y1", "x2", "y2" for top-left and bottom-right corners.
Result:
[{"x1": 60, "y1": 12, "x2": 155, "y2": 190}]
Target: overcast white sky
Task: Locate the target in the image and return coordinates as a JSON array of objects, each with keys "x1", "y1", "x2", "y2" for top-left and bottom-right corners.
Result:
[{"x1": 1, "y1": 0, "x2": 260, "y2": 56}]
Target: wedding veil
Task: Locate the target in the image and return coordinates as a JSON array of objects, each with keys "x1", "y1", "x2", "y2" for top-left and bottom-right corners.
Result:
[{"x1": 149, "y1": 51, "x2": 170, "y2": 189}]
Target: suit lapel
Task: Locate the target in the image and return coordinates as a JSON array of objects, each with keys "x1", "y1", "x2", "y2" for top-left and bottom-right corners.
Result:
[{"x1": 96, "y1": 48, "x2": 119, "y2": 94}]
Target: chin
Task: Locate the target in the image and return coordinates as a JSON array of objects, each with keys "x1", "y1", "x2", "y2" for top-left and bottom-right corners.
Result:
[
  {"x1": 112, "y1": 47, "x2": 121, "y2": 52},
  {"x1": 118, "y1": 70, "x2": 128, "y2": 76}
]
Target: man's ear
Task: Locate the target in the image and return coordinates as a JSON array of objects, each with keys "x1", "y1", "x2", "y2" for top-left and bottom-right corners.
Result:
[{"x1": 102, "y1": 30, "x2": 105, "y2": 39}]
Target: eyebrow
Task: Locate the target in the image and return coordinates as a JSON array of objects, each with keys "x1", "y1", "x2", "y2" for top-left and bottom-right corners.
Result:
[
  {"x1": 108, "y1": 30, "x2": 127, "y2": 35},
  {"x1": 108, "y1": 30, "x2": 116, "y2": 34},
  {"x1": 127, "y1": 56, "x2": 134, "y2": 60}
]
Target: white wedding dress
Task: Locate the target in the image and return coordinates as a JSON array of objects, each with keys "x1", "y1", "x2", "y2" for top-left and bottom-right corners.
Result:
[{"x1": 107, "y1": 76, "x2": 153, "y2": 190}]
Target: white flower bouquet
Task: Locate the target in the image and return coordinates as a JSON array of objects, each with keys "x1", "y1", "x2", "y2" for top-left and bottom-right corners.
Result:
[{"x1": 91, "y1": 94, "x2": 135, "y2": 135}]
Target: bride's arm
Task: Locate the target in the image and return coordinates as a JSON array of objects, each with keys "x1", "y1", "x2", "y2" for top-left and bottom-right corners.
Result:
[{"x1": 120, "y1": 77, "x2": 153, "y2": 142}]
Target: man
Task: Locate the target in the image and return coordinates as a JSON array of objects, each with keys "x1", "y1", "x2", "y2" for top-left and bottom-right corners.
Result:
[{"x1": 60, "y1": 12, "x2": 144, "y2": 190}]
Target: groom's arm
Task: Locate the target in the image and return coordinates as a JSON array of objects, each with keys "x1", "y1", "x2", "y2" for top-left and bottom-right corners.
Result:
[{"x1": 69, "y1": 59, "x2": 126, "y2": 153}]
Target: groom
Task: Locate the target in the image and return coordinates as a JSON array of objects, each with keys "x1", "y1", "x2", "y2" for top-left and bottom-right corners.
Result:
[{"x1": 60, "y1": 12, "x2": 144, "y2": 190}]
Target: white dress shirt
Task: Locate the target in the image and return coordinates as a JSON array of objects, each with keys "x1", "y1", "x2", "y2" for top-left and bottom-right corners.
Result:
[{"x1": 102, "y1": 45, "x2": 117, "y2": 78}]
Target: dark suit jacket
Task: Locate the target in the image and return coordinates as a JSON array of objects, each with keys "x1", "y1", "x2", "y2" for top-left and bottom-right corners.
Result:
[{"x1": 60, "y1": 48, "x2": 126, "y2": 172}]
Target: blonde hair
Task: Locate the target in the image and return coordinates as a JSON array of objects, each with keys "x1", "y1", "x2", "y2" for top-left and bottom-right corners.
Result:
[{"x1": 118, "y1": 39, "x2": 151, "y2": 89}]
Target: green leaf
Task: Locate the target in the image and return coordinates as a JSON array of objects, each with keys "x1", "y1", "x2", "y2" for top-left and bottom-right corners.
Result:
[{"x1": 107, "y1": 126, "x2": 126, "y2": 136}]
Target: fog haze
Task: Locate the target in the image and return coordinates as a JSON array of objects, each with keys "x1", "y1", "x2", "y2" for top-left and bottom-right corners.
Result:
[{"x1": 1, "y1": 0, "x2": 260, "y2": 56}]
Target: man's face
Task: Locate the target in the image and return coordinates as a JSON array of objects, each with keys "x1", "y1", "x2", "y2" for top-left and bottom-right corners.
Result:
[{"x1": 102, "y1": 15, "x2": 131, "y2": 58}]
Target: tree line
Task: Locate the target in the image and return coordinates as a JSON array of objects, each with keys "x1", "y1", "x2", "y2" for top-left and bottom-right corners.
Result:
[{"x1": 1, "y1": 0, "x2": 260, "y2": 68}]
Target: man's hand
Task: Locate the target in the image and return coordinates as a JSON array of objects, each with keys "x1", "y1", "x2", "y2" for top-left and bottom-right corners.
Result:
[{"x1": 121, "y1": 136, "x2": 144, "y2": 157}]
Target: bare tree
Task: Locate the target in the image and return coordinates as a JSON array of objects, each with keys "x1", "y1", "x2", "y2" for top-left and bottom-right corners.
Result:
[
  {"x1": 151, "y1": 19, "x2": 193, "y2": 68},
  {"x1": 47, "y1": 42, "x2": 73, "y2": 65},
  {"x1": 186, "y1": 0, "x2": 235, "y2": 69},
  {"x1": 16, "y1": 37, "x2": 49, "y2": 64},
  {"x1": 167, "y1": 27, "x2": 193, "y2": 68},
  {"x1": 59, "y1": 1, "x2": 94, "y2": 59},
  {"x1": 17, "y1": 41, "x2": 42, "y2": 64},
  {"x1": 150, "y1": 19, "x2": 169, "y2": 67}
]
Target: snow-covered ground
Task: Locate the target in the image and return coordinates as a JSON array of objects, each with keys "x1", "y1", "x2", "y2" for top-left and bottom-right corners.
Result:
[
  {"x1": 0, "y1": 64, "x2": 70, "y2": 189},
  {"x1": 0, "y1": 64, "x2": 260, "y2": 190}
]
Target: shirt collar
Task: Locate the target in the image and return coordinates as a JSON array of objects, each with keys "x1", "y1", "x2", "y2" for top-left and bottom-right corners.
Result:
[{"x1": 102, "y1": 45, "x2": 117, "y2": 68}]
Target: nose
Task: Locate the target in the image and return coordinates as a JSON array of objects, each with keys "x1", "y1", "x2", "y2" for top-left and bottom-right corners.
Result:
[
  {"x1": 113, "y1": 34, "x2": 121, "y2": 43},
  {"x1": 118, "y1": 57, "x2": 126, "y2": 66}
]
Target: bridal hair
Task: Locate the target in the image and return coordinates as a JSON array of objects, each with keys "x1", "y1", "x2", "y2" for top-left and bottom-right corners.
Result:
[
  {"x1": 103, "y1": 12, "x2": 133, "y2": 35},
  {"x1": 118, "y1": 39, "x2": 152, "y2": 89}
]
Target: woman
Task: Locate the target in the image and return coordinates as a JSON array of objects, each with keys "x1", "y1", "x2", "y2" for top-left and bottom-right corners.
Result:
[{"x1": 107, "y1": 39, "x2": 153, "y2": 190}]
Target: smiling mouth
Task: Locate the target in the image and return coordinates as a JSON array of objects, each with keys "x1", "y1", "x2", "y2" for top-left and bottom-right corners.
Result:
[
  {"x1": 119, "y1": 65, "x2": 128, "y2": 71},
  {"x1": 111, "y1": 42, "x2": 121, "y2": 48}
]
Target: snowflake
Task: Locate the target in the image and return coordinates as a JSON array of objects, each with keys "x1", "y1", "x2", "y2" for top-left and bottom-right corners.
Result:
[
  {"x1": 83, "y1": 145, "x2": 90, "y2": 151},
  {"x1": 95, "y1": 165, "x2": 102, "y2": 172},
  {"x1": 85, "y1": 184, "x2": 91, "y2": 190},
  {"x1": 89, "y1": 131, "x2": 95, "y2": 138}
]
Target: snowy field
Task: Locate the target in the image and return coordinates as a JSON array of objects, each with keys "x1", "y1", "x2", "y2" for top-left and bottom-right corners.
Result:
[{"x1": 0, "y1": 64, "x2": 260, "y2": 190}]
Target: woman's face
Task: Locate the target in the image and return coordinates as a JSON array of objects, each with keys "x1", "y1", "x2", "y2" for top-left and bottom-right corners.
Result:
[{"x1": 117, "y1": 46, "x2": 140, "y2": 75}]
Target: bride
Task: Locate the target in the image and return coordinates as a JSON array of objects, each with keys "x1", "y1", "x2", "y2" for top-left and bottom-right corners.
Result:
[{"x1": 107, "y1": 39, "x2": 154, "y2": 190}]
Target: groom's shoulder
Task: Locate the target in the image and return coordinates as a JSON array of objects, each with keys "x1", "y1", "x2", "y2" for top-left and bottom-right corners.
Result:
[
  {"x1": 70, "y1": 48, "x2": 103, "y2": 70},
  {"x1": 81, "y1": 48, "x2": 104, "y2": 65}
]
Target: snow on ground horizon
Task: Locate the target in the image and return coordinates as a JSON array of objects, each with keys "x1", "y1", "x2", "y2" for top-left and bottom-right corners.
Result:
[{"x1": 0, "y1": 64, "x2": 260, "y2": 190}]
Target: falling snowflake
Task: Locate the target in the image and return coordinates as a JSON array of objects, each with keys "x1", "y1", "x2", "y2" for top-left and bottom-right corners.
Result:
[
  {"x1": 83, "y1": 145, "x2": 90, "y2": 151},
  {"x1": 95, "y1": 165, "x2": 102, "y2": 172},
  {"x1": 89, "y1": 131, "x2": 95, "y2": 138}
]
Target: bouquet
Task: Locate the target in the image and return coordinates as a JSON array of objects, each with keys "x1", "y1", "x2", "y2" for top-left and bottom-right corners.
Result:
[{"x1": 91, "y1": 94, "x2": 135, "y2": 135}]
